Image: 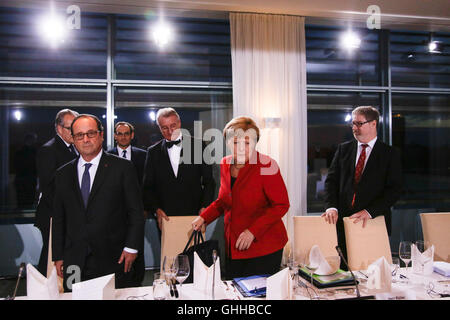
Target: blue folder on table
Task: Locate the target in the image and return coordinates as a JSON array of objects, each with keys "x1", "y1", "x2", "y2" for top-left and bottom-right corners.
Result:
[{"x1": 232, "y1": 274, "x2": 269, "y2": 297}]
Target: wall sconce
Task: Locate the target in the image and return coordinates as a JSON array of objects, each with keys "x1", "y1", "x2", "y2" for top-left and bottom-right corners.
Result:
[{"x1": 263, "y1": 117, "x2": 281, "y2": 129}]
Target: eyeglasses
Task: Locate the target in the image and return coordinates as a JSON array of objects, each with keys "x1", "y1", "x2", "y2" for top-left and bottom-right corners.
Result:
[
  {"x1": 72, "y1": 130, "x2": 100, "y2": 141},
  {"x1": 60, "y1": 125, "x2": 71, "y2": 131},
  {"x1": 350, "y1": 120, "x2": 373, "y2": 128},
  {"x1": 115, "y1": 132, "x2": 131, "y2": 137}
]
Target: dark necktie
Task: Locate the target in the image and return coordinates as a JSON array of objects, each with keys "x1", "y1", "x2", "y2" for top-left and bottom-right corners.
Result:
[
  {"x1": 81, "y1": 163, "x2": 92, "y2": 208},
  {"x1": 122, "y1": 149, "x2": 127, "y2": 158},
  {"x1": 352, "y1": 144, "x2": 368, "y2": 208},
  {"x1": 68, "y1": 144, "x2": 76, "y2": 155},
  {"x1": 166, "y1": 139, "x2": 181, "y2": 149}
]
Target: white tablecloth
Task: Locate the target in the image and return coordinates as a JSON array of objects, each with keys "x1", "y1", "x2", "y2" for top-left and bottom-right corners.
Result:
[{"x1": 13, "y1": 268, "x2": 450, "y2": 300}]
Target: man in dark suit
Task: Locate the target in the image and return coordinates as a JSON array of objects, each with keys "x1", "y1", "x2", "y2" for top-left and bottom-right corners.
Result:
[
  {"x1": 107, "y1": 121, "x2": 147, "y2": 286},
  {"x1": 52, "y1": 114, "x2": 144, "y2": 291},
  {"x1": 321, "y1": 106, "x2": 402, "y2": 265},
  {"x1": 142, "y1": 107, "x2": 216, "y2": 230},
  {"x1": 35, "y1": 109, "x2": 79, "y2": 276},
  {"x1": 107, "y1": 121, "x2": 146, "y2": 185}
]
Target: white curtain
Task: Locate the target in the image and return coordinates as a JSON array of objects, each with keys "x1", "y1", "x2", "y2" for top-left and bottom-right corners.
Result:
[{"x1": 230, "y1": 12, "x2": 308, "y2": 244}]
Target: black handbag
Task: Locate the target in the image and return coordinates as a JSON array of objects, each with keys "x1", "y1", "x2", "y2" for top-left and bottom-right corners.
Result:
[{"x1": 180, "y1": 230, "x2": 220, "y2": 284}]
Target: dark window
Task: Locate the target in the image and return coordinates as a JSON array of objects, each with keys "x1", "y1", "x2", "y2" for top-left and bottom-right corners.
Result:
[
  {"x1": 0, "y1": 6, "x2": 107, "y2": 79},
  {"x1": 392, "y1": 93, "x2": 450, "y2": 209},
  {"x1": 306, "y1": 24, "x2": 380, "y2": 86},
  {"x1": 306, "y1": 91, "x2": 383, "y2": 212},
  {"x1": 390, "y1": 30, "x2": 450, "y2": 88},
  {"x1": 114, "y1": 14, "x2": 231, "y2": 82},
  {"x1": 0, "y1": 84, "x2": 107, "y2": 212}
]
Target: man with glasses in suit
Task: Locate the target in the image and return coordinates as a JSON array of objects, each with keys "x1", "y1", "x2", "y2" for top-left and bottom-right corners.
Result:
[
  {"x1": 321, "y1": 106, "x2": 402, "y2": 267},
  {"x1": 52, "y1": 114, "x2": 144, "y2": 291},
  {"x1": 35, "y1": 108, "x2": 79, "y2": 276}
]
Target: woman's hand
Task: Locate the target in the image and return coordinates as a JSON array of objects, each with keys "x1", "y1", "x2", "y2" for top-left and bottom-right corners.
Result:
[
  {"x1": 192, "y1": 216, "x2": 205, "y2": 231},
  {"x1": 236, "y1": 229, "x2": 255, "y2": 251}
]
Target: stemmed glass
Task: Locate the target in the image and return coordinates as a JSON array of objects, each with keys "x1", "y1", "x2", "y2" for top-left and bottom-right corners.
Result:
[
  {"x1": 175, "y1": 255, "x2": 190, "y2": 293},
  {"x1": 399, "y1": 241, "x2": 412, "y2": 283}
]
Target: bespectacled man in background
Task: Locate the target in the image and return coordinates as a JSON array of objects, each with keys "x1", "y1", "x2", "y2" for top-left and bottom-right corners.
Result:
[{"x1": 321, "y1": 106, "x2": 402, "y2": 268}]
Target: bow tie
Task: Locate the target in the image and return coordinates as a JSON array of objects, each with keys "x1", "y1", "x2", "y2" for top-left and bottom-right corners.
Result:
[{"x1": 166, "y1": 139, "x2": 181, "y2": 148}]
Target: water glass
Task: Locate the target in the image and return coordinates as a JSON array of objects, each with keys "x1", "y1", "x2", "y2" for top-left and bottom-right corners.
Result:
[{"x1": 153, "y1": 272, "x2": 167, "y2": 300}]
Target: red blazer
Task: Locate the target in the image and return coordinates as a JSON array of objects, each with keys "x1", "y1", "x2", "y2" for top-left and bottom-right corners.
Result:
[{"x1": 200, "y1": 152, "x2": 290, "y2": 260}]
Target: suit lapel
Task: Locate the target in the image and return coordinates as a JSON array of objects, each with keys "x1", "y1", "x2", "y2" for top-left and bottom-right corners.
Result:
[
  {"x1": 344, "y1": 141, "x2": 357, "y2": 187},
  {"x1": 87, "y1": 153, "x2": 109, "y2": 206},
  {"x1": 176, "y1": 137, "x2": 189, "y2": 180},
  {"x1": 56, "y1": 135, "x2": 76, "y2": 161},
  {"x1": 161, "y1": 140, "x2": 177, "y2": 179},
  {"x1": 71, "y1": 157, "x2": 85, "y2": 210}
]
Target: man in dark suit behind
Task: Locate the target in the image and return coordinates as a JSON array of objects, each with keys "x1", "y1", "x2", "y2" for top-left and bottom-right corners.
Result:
[
  {"x1": 107, "y1": 121, "x2": 146, "y2": 286},
  {"x1": 35, "y1": 109, "x2": 79, "y2": 276},
  {"x1": 107, "y1": 121, "x2": 146, "y2": 185},
  {"x1": 321, "y1": 106, "x2": 402, "y2": 265},
  {"x1": 142, "y1": 107, "x2": 216, "y2": 230},
  {"x1": 52, "y1": 114, "x2": 144, "y2": 291}
]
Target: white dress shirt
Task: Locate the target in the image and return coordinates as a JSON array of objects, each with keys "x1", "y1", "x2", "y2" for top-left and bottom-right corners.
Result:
[
  {"x1": 117, "y1": 145, "x2": 132, "y2": 161},
  {"x1": 355, "y1": 136, "x2": 377, "y2": 170},
  {"x1": 166, "y1": 131, "x2": 182, "y2": 178},
  {"x1": 78, "y1": 149, "x2": 137, "y2": 254}
]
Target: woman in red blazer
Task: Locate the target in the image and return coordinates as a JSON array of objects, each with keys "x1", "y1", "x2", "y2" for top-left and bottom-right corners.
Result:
[{"x1": 192, "y1": 116, "x2": 290, "y2": 278}]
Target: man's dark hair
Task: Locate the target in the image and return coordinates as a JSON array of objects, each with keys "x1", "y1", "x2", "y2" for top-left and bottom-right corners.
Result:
[
  {"x1": 71, "y1": 114, "x2": 104, "y2": 135},
  {"x1": 114, "y1": 121, "x2": 135, "y2": 134}
]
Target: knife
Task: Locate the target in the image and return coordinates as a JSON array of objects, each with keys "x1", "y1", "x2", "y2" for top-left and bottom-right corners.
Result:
[
  {"x1": 166, "y1": 277, "x2": 174, "y2": 297},
  {"x1": 172, "y1": 278, "x2": 179, "y2": 298}
]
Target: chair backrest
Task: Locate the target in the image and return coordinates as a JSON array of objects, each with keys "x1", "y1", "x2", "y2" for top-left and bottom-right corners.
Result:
[
  {"x1": 160, "y1": 216, "x2": 205, "y2": 272},
  {"x1": 420, "y1": 212, "x2": 450, "y2": 262},
  {"x1": 293, "y1": 216, "x2": 338, "y2": 262},
  {"x1": 343, "y1": 216, "x2": 392, "y2": 270}
]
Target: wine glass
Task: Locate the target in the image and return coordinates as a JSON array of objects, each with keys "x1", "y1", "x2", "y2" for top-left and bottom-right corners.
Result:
[
  {"x1": 175, "y1": 255, "x2": 190, "y2": 291},
  {"x1": 399, "y1": 241, "x2": 412, "y2": 282}
]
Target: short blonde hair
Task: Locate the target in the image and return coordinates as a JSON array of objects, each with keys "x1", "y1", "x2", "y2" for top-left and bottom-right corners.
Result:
[
  {"x1": 223, "y1": 116, "x2": 260, "y2": 142},
  {"x1": 352, "y1": 106, "x2": 380, "y2": 128}
]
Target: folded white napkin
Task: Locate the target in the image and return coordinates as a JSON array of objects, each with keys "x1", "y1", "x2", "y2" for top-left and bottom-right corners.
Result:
[
  {"x1": 433, "y1": 261, "x2": 450, "y2": 277},
  {"x1": 266, "y1": 267, "x2": 292, "y2": 300},
  {"x1": 366, "y1": 256, "x2": 391, "y2": 294},
  {"x1": 26, "y1": 264, "x2": 60, "y2": 300},
  {"x1": 412, "y1": 244, "x2": 434, "y2": 275},
  {"x1": 72, "y1": 273, "x2": 115, "y2": 300},
  {"x1": 193, "y1": 252, "x2": 226, "y2": 299},
  {"x1": 308, "y1": 245, "x2": 340, "y2": 275}
]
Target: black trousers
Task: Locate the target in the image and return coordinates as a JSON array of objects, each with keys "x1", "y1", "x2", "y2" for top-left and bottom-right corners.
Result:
[{"x1": 225, "y1": 249, "x2": 283, "y2": 280}]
